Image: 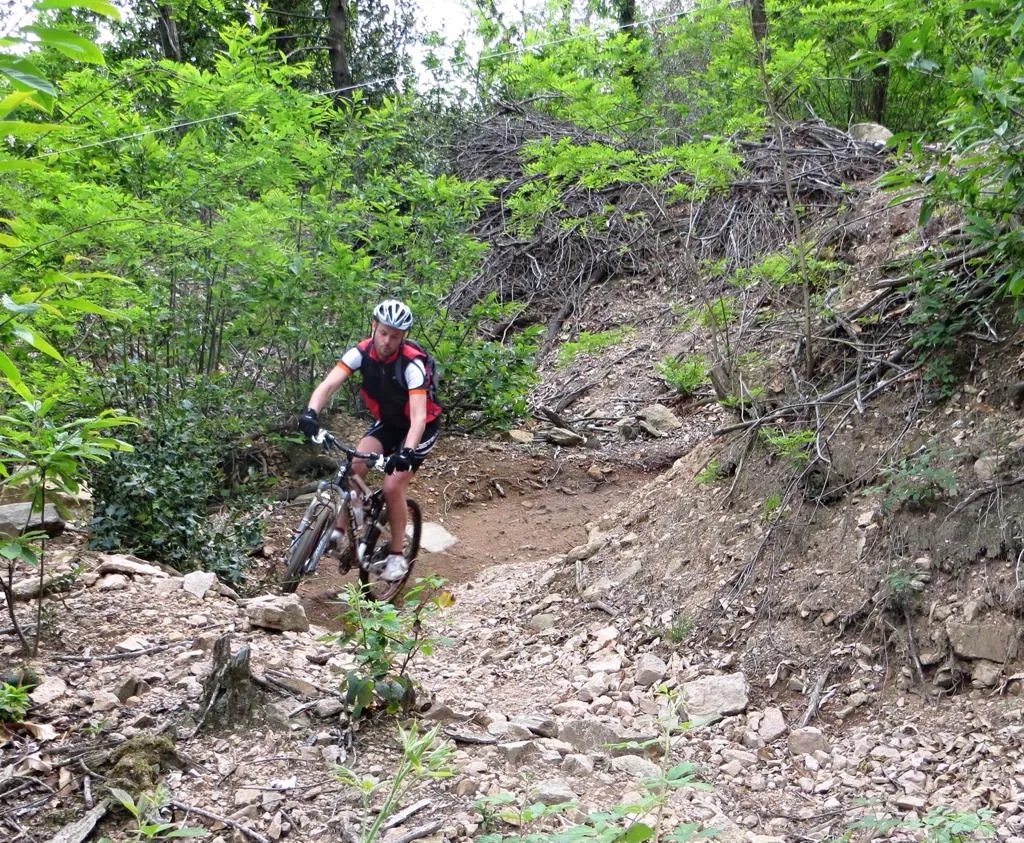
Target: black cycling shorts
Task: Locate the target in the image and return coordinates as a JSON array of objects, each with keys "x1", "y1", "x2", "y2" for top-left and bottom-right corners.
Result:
[{"x1": 364, "y1": 418, "x2": 440, "y2": 470}]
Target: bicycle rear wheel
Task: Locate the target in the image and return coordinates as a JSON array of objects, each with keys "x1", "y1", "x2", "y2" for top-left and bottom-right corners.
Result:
[
  {"x1": 359, "y1": 498, "x2": 421, "y2": 602},
  {"x1": 281, "y1": 502, "x2": 334, "y2": 594}
]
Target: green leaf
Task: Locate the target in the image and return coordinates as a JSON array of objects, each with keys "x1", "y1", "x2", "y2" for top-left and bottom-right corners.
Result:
[
  {"x1": 0, "y1": 350, "x2": 32, "y2": 401},
  {"x1": 2, "y1": 294, "x2": 38, "y2": 314},
  {"x1": 35, "y1": 0, "x2": 121, "y2": 19},
  {"x1": 10, "y1": 325, "x2": 64, "y2": 362},
  {"x1": 622, "y1": 822, "x2": 654, "y2": 843},
  {"x1": 0, "y1": 56, "x2": 57, "y2": 96},
  {"x1": 0, "y1": 120, "x2": 62, "y2": 139},
  {"x1": 24, "y1": 26, "x2": 106, "y2": 64},
  {"x1": 0, "y1": 90, "x2": 42, "y2": 118},
  {"x1": 59, "y1": 297, "x2": 123, "y2": 319}
]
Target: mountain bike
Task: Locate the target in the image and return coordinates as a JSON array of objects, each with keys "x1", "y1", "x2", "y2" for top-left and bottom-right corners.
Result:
[{"x1": 280, "y1": 429, "x2": 421, "y2": 601}]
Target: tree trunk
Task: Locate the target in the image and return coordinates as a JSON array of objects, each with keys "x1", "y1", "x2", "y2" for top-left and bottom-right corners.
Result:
[
  {"x1": 749, "y1": 0, "x2": 768, "y2": 43},
  {"x1": 157, "y1": 5, "x2": 182, "y2": 62},
  {"x1": 326, "y1": 0, "x2": 354, "y2": 101},
  {"x1": 870, "y1": 29, "x2": 893, "y2": 124}
]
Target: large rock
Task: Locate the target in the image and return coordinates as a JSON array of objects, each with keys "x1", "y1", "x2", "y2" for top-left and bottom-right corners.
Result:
[
  {"x1": 544, "y1": 427, "x2": 586, "y2": 446},
  {"x1": 558, "y1": 720, "x2": 651, "y2": 757},
  {"x1": 637, "y1": 405, "x2": 681, "y2": 434},
  {"x1": 680, "y1": 673, "x2": 749, "y2": 720},
  {"x1": 244, "y1": 595, "x2": 309, "y2": 632},
  {"x1": 758, "y1": 707, "x2": 787, "y2": 743},
  {"x1": 788, "y1": 726, "x2": 830, "y2": 756},
  {"x1": 850, "y1": 122, "x2": 893, "y2": 144},
  {"x1": 946, "y1": 619, "x2": 1017, "y2": 662},
  {"x1": 634, "y1": 653, "x2": 667, "y2": 687},
  {"x1": 420, "y1": 522, "x2": 458, "y2": 553},
  {"x1": 182, "y1": 571, "x2": 218, "y2": 598},
  {"x1": 0, "y1": 501, "x2": 64, "y2": 538}
]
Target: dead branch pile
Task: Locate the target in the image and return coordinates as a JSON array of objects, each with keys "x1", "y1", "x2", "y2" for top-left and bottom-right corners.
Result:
[{"x1": 445, "y1": 109, "x2": 889, "y2": 346}]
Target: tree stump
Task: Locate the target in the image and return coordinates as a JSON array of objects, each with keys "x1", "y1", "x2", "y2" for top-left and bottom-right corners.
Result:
[{"x1": 195, "y1": 633, "x2": 256, "y2": 734}]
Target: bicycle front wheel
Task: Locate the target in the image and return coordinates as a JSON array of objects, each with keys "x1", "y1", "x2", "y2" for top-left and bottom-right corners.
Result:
[
  {"x1": 359, "y1": 498, "x2": 421, "y2": 602},
  {"x1": 281, "y1": 502, "x2": 334, "y2": 594}
]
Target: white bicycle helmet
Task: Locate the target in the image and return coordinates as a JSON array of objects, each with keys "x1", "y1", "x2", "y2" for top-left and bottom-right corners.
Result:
[{"x1": 372, "y1": 299, "x2": 414, "y2": 331}]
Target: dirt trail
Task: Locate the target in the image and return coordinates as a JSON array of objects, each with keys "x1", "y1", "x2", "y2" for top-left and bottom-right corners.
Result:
[{"x1": 266, "y1": 437, "x2": 650, "y2": 628}]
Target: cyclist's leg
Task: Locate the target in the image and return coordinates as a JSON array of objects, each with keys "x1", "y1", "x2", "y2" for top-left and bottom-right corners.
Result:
[
  {"x1": 381, "y1": 419, "x2": 440, "y2": 554},
  {"x1": 333, "y1": 423, "x2": 386, "y2": 535}
]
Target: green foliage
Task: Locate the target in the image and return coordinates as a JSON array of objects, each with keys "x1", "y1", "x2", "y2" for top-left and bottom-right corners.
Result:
[
  {"x1": 676, "y1": 297, "x2": 739, "y2": 331},
  {"x1": 882, "y1": 568, "x2": 922, "y2": 611},
  {"x1": 557, "y1": 327, "x2": 633, "y2": 367},
  {"x1": 664, "y1": 615, "x2": 694, "y2": 644},
  {"x1": 657, "y1": 354, "x2": 708, "y2": 396},
  {"x1": 869, "y1": 447, "x2": 958, "y2": 512},
  {"x1": 102, "y1": 785, "x2": 207, "y2": 841},
  {"x1": 0, "y1": 681, "x2": 31, "y2": 722},
  {"x1": 730, "y1": 247, "x2": 844, "y2": 290},
  {"x1": 325, "y1": 576, "x2": 451, "y2": 721},
  {"x1": 761, "y1": 494, "x2": 782, "y2": 523},
  {"x1": 335, "y1": 722, "x2": 453, "y2": 843},
  {"x1": 850, "y1": 805, "x2": 995, "y2": 841},
  {"x1": 901, "y1": 267, "x2": 985, "y2": 398},
  {"x1": 0, "y1": 0, "x2": 116, "y2": 110},
  {"x1": 759, "y1": 427, "x2": 817, "y2": 466},
  {"x1": 695, "y1": 458, "x2": 723, "y2": 484},
  {"x1": 88, "y1": 406, "x2": 264, "y2": 583}
]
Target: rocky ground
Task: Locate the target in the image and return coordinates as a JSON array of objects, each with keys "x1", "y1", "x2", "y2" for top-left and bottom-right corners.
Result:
[{"x1": 6, "y1": 184, "x2": 1024, "y2": 840}]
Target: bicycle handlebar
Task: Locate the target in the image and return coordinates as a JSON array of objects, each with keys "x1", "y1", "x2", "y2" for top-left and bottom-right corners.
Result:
[{"x1": 312, "y1": 429, "x2": 386, "y2": 469}]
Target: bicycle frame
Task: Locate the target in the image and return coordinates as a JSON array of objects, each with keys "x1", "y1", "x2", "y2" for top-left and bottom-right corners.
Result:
[{"x1": 293, "y1": 432, "x2": 387, "y2": 577}]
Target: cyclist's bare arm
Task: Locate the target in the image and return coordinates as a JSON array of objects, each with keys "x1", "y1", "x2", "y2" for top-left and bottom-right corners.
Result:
[
  {"x1": 307, "y1": 364, "x2": 349, "y2": 414},
  {"x1": 404, "y1": 391, "x2": 427, "y2": 450}
]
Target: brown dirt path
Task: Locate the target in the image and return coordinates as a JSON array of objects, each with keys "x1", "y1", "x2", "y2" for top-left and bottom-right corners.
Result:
[{"x1": 263, "y1": 436, "x2": 648, "y2": 629}]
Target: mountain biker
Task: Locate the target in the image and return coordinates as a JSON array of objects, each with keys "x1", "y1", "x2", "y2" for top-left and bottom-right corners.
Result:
[{"x1": 297, "y1": 299, "x2": 441, "y2": 582}]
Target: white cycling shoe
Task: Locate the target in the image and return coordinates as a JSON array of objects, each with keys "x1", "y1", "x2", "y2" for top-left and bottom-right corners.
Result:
[{"x1": 372, "y1": 552, "x2": 408, "y2": 582}]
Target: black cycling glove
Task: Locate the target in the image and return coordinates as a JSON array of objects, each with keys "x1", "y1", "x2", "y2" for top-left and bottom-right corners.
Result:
[
  {"x1": 298, "y1": 408, "x2": 320, "y2": 438},
  {"x1": 385, "y1": 447, "x2": 416, "y2": 475}
]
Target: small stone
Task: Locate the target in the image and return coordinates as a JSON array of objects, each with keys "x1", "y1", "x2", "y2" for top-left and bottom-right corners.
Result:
[
  {"x1": 182, "y1": 571, "x2": 218, "y2": 598},
  {"x1": 30, "y1": 677, "x2": 67, "y2": 706},
  {"x1": 532, "y1": 779, "x2": 576, "y2": 806},
  {"x1": 758, "y1": 707, "x2": 787, "y2": 743},
  {"x1": 506, "y1": 429, "x2": 534, "y2": 444},
  {"x1": 680, "y1": 672, "x2": 749, "y2": 719},
  {"x1": 611, "y1": 755, "x2": 660, "y2": 778},
  {"x1": 561, "y1": 754, "x2": 594, "y2": 775},
  {"x1": 528, "y1": 614, "x2": 557, "y2": 633},
  {"x1": 634, "y1": 653, "x2": 667, "y2": 687},
  {"x1": 96, "y1": 574, "x2": 130, "y2": 591},
  {"x1": 788, "y1": 727, "x2": 830, "y2": 756},
  {"x1": 92, "y1": 691, "x2": 120, "y2": 713}
]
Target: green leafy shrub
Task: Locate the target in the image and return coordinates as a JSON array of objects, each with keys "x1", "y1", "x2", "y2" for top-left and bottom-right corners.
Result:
[
  {"x1": 870, "y1": 447, "x2": 958, "y2": 512},
  {"x1": 101, "y1": 785, "x2": 206, "y2": 842},
  {"x1": 89, "y1": 407, "x2": 264, "y2": 583},
  {"x1": 421, "y1": 297, "x2": 543, "y2": 432},
  {"x1": 326, "y1": 577, "x2": 451, "y2": 721},
  {"x1": 658, "y1": 354, "x2": 708, "y2": 395},
  {"x1": 695, "y1": 458, "x2": 723, "y2": 484},
  {"x1": 759, "y1": 427, "x2": 817, "y2": 466},
  {"x1": 675, "y1": 296, "x2": 739, "y2": 331},
  {"x1": 851, "y1": 805, "x2": 995, "y2": 841},
  {"x1": 335, "y1": 722, "x2": 453, "y2": 843},
  {"x1": 0, "y1": 681, "x2": 31, "y2": 722},
  {"x1": 556, "y1": 327, "x2": 633, "y2": 367}
]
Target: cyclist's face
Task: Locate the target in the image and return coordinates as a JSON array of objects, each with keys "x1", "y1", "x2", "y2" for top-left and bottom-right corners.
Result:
[{"x1": 372, "y1": 322, "x2": 406, "y2": 359}]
